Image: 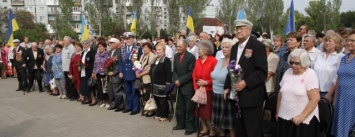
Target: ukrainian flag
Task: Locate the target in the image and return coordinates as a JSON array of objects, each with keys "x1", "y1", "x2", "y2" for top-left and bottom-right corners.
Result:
[
  {"x1": 186, "y1": 6, "x2": 194, "y2": 33},
  {"x1": 284, "y1": 0, "x2": 295, "y2": 35},
  {"x1": 80, "y1": 14, "x2": 89, "y2": 42},
  {"x1": 130, "y1": 10, "x2": 137, "y2": 34},
  {"x1": 5, "y1": 9, "x2": 19, "y2": 47}
]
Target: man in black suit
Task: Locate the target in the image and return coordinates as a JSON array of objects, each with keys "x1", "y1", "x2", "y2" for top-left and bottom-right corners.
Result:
[
  {"x1": 224, "y1": 19, "x2": 268, "y2": 137},
  {"x1": 172, "y1": 39, "x2": 196, "y2": 135},
  {"x1": 13, "y1": 39, "x2": 28, "y2": 91},
  {"x1": 23, "y1": 42, "x2": 45, "y2": 93}
]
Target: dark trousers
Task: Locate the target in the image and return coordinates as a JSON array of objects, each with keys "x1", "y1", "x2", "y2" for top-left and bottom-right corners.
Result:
[
  {"x1": 175, "y1": 91, "x2": 196, "y2": 132},
  {"x1": 64, "y1": 71, "x2": 74, "y2": 98},
  {"x1": 124, "y1": 80, "x2": 140, "y2": 112},
  {"x1": 108, "y1": 81, "x2": 124, "y2": 110},
  {"x1": 15, "y1": 67, "x2": 27, "y2": 90},
  {"x1": 28, "y1": 69, "x2": 42, "y2": 91},
  {"x1": 235, "y1": 105, "x2": 263, "y2": 137},
  {"x1": 154, "y1": 96, "x2": 169, "y2": 118},
  {"x1": 96, "y1": 74, "x2": 108, "y2": 100}
]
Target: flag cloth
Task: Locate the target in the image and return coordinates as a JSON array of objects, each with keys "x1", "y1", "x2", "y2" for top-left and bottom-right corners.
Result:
[
  {"x1": 5, "y1": 9, "x2": 19, "y2": 47},
  {"x1": 186, "y1": 6, "x2": 194, "y2": 33},
  {"x1": 80, "y1": 14, "x2": 89, "y2": 42},
  {"x1": 284, "y1": 0, "x2": 295, "y2": 35},
  {"x1": 130, "y1": 10, "x2": 137, "y2": 34},
  {"x1": 237, "y1": 9, "x2": 247, "y2": 20}
]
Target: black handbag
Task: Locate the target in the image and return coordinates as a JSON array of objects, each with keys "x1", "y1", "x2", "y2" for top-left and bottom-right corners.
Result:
[
  {"x1": 88, "y1": 77, "x2": 97, "y2": 87},
  {"x1": 152, "y1": 84, "x2": 166, "y2": 95},
  {"x1": 133, "y1": 79, "x2": 143, "y2": 89}
]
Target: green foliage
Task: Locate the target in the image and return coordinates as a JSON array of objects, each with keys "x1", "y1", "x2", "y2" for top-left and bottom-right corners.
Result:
[
  {"x1": 218, "y1": 0, "x2": 244, "y2": 34},
  {"x1": 340, "y1": 11, "x2": 355, "y2": 28},
  {"x1": 14, "y1": 10, "x2": 36, "y2": 29},
  {"x1": 179, "y1": 0, "x2": 209, "y2": 33},
  {"x1": 52, "y1": 14, "x2": 78, "y2": 40},
  {"x1": 13, "y1": 23, "x2": 50, "y2": 42},
  {"x1": 167, "y1": 0, "x2": 181, "y2": 36}
]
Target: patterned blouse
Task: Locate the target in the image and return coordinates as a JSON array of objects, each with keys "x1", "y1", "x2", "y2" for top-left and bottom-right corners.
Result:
[
  {"x1": 52, "y1": 53, "x2": 64, "y2": 79},
  {"x1": 93, "y1": 50, "x2": 109, "y2": 75}
]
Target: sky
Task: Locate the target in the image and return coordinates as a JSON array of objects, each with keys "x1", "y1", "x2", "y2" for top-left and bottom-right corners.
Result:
[{"x1": 283, "y1": 0, "x2": 354, "y2": 14}]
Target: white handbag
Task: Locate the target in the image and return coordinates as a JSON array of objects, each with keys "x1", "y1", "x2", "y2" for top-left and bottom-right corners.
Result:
[
  {"x1": 101, "y1": 78, "x2": 108, "y2": 93},
  {"x1": 49, "y1": 78, "x2": 56, "y2": 89},
  {"x1": 144, "y1": 98, "x2": 157, "y2": 111}
]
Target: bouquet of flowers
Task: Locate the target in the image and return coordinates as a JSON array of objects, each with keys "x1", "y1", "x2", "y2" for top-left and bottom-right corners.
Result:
[
  {"x1": 228, "y1": 60, "x2": 244, "y2": 101},
  {"x1": 102, "y1": 58, "x2": 114, "y2": 74},
  {"x1": 77, "y1": 60, "x2": 88, "y2": 70},
  {"x1": 132, "y1": 61, "x2": 143, "y2": 73}
]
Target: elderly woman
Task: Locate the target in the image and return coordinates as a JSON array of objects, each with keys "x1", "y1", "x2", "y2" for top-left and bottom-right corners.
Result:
[
  {"x1": 80, "y1": 40, "x2": 96, "y2": 106},
  {"x1": 211, "y1": 38, "x2": 236, "y2": 137},
  {"x1": 193, "y1": 40, "x2": 217, "y2": 137},
  {"x1": 149, "y1": 43, "x2": 172, "y2": 122},
  {"x1": 136, "y1": 42, "x2": 156, "y2": 116},
  {"x1": 187, "y1": 35, "x2": 199, "y2": 59},
  {"x1": 313, "y1": 32, "x2": 344, "y2": 98},
  {"x1": 92, "y1": 42, "x2": 109, "y2": 107},
  {"x1": 68, "y1": 43, "x2": 83, "y2": 101},
  {"x1": 331, "y1": 30, "x2": 355, "y2": 137},
  {"x1": 275, "y1": 32, "x2": 302, "y2": 93},
  {"x1": 52, "y1": 44, "x2": 65, "y2": 98},
  {"x1": 276, "y1": 49, "x2": 320, "y2": 137},
  {"x1": 262, "y1": 39, "x2": 280, "y2": 94},
  {"x1": 43, "y1": 46, "x2": 54, "y2": 92}
]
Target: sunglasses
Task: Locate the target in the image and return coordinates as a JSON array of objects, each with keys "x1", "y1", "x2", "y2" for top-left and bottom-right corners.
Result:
[{"x1": 289, "y1": 61, "x2": 301, "y2": 66}]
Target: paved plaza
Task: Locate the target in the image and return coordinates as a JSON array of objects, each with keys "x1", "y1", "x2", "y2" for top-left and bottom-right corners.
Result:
[{"x1": 0, "y1": 78, "x2": 193, "y2": 137}]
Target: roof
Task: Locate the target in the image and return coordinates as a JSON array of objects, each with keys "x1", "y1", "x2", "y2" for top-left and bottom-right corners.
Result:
[{"x1": 202, "y1": 18, "x2": 223, "y2": 26}]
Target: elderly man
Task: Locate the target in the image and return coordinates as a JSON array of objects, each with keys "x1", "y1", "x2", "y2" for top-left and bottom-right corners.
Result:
[
  {"x1": 119, "y1": 32, "x2": 143, "y2": 115},
  {"x1": 299, "y1": 25, "x2": 308, "y2": 48},
  {"x1": 23, "y1": 42, "x2": 45, "y2": 93},
  {"x1": 199, "y1": 32, "x2": 218, "y2": 57},
  {"x1": 88, "y1": 35, "x2": 97, "y2": 50},
  {"x1": 105, "y1": 38, "x2": 124, "y2": 112},
  {"x1": 187, "y1": 35, "x2": 198, "y2": 59},
  {"x1": 13, "y1": 39, "x2": 28, "y2": 91},
  {"x1": 224, "y1": 19, "x2": 268, "y2": 137},
  {"x1": 62, "y1": 36, "x2": 76, "y2": 99},
  {"x1": 173, "y1": 39, "x2": 196, "y2": 135},
  {"x1": 20, "y1": 36, "x2": 31, "y2": 49},
  {"x1": 303, "y1": 34, "x2": 320, "y2": 68}
]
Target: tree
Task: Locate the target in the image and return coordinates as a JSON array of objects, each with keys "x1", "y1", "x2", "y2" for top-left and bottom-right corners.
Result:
[
  {"x1": 217, "y1": 0, "x2": 244, "y2": 34},
  {"x1": 179, "y1": 0, "x2": 209, "y2": 33},
  {"x1": 167, "y1": 0, "x2": 181, "y2": 36},
  {"x1": 340, "y1": 11, "x2": 355, "y2": 28},
  {"x1": 129, "y1": 0, "x2": 144, "y2": 36},
  {"x1": 14, "y1": 10, "x2": 36, "y2": 29},
  {"x1": 52, "y1": 0, "x2": 77, "y2": 39},
  {"x1": 59, "y1": 0, "x2": 74, "y2": 23},
  {"x1": 305, "y1": 0, "x2": 342, "y2": 32},
  {"x1": 85, "y1": 0, "x2": 114, "y2": 36}
]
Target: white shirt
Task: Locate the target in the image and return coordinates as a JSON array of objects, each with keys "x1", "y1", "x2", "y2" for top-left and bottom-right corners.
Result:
[
  {"x1": 62, "y1": 44, "x2": 76, "y2": 71},
  {"x1": 317, "y1": 42, "x2": 324, "y2": 51},
  {"x1": 215, "y1": 50, "x2": 224, "y2": 60},
  {"x1": 33, "y1": 50, "x2": 38, "y2": 69},
  {"x1": 81, "y1": 48, "x2": 91, "y2": 77},
  {"x1": 313, "y1": 52, "x2": 344, "y2": 92},
  {"x1": 307, "y1": 47, "x2": 320, "y2": 69},
  {"x1": 165, "y1": 45, "x2": 173, "y2": 59},
  {"x1": 236, "y1": 36, "x2": 250, "y2": 64},
  {"x1": 8, "y1": 47, "x2": 14, "y2": 60},
  {"x1": 187, "y1": 45, "x2": 198, "y2": 59}
]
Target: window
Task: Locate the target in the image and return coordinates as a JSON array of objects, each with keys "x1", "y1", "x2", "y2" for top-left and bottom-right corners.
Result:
[
  {"x1": 3, "y1": 0, "x2": 7, "y2": 2},
  {"x1": 40, "y1": 16, "x2": 44, "y2": 21},
  {"x1": 40, "y1": 7, "x2": 44, "y2": 11}
]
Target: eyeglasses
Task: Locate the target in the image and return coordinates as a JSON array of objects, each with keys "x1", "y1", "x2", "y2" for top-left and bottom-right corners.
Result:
[
  {"x1": 347, "y1": 39, "x2": 355, "y2": 43},
  {"x1": 289, "y1": 61, "x2": 301, "y2": 66}
]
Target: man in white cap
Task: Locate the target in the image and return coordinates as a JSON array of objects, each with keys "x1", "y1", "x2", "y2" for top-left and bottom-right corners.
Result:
[
  {"x1": 224, "y1": 19, "x2": 267, "y2": 137},
  {"x1": 13, "y1": 39, "x2": 28, "y2": 92},
  {"x1": 105, "y1": 38, "x2": 125, "y2": 111},
  {"x1": 119, "y1": 32, "x2": 143, "y2": 115}
]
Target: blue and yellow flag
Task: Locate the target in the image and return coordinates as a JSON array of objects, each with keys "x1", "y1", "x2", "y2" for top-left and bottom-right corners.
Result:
[
  {"x1": 130, "y1": 10, "x2": 137, "y2": 34},
  {"x1": 80, "y1": 14, "x2": 89, "y2": 42},
  {"x1": 186, "y1": 6, "x2": 194, "y2": 33},
  {"x1": 237, "y1": 9, "x2": 247, "y2": 20},
  {"x1": 284, "y1": 0, "x2": 295, "y2": 35},
  {"x1": 5, "y1": 9, "x2": 19, "y2": 47}
]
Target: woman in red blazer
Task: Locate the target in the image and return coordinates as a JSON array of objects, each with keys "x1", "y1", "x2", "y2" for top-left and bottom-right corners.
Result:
[{"x1": 192, "y1": 40, "x2": 218, "y2": 137}]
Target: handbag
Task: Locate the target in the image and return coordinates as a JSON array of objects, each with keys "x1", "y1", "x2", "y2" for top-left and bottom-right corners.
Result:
[
  {"x1": 191, "y1": 86, "x2": 207, "y2": 104},
  {"x1": 101, "y1": 78, "x2": 108, "y2": 93},
  {"x1": 88, "y1": 77, "x2": 97, "y2": 87},
  {"x1": 50, "y1": 78, "x2": 56, "y2": 89},
  {"x1": 133, "y1": 79, "x2": 143, "y2": 89},
  {"x1": 144, "y1": 98, "x2": 157, "y2": 111},
  {"x1": 152, "y1": 84, "x2": 166, "y2": 95}
]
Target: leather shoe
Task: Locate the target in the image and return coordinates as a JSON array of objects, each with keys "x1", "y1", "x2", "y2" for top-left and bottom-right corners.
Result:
[
  {"x1": 26, "y1": 90, "x2": 30, "y2": 93},
  {"x1": 130, "y1": 111, "x2": 139, "y2": 115},
  {"x1": 184, "y1": 131, "x2": 195, "y2": 135},
  {"x1": 107, "y1": 107, "x2": 116, "y2": 110},
  {"x1": 173, "y1": 127, "x2": 185, "y2": 130},
  {"x1": 89, "y1": 102, "x2": 97, "y2": 106},
  {"x1": 122, "y1": 109, "x2": 131, "y2": 113},
  {"x1": 114, "y1": 108, "x2": 124, "y2": 112},
  {"x1": 15, "y1": 89, "x2": 22, "y2": 91}
]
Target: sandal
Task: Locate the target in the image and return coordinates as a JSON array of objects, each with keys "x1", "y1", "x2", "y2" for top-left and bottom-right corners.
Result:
[
  {"x1": 159, "y1": 118, "x2": 168, "y2": 122},
  {"x1": 198, "y1": 131, "x2": 210, "y2": 137}
]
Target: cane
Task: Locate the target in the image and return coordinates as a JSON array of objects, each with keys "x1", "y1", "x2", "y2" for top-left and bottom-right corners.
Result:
[
  {"x1": 197, "y1": 103, "x2": 200, "y2": 137},
  {"x1": 171, "y1": 88, "x2": 179, "y2": 134}
]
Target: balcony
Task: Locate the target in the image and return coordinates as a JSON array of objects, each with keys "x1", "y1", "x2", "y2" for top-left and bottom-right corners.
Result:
[
  {"x1": 48, "y1": 10, "x2": 59, "y2": 15},
  {"x1": 12, "y1": 0, "x2": 24, "y2": 5}
]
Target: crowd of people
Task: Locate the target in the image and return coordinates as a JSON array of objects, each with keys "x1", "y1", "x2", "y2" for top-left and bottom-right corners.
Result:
[{"x1": 0, "y1": 19, "x2": 354, "y2": 137}]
